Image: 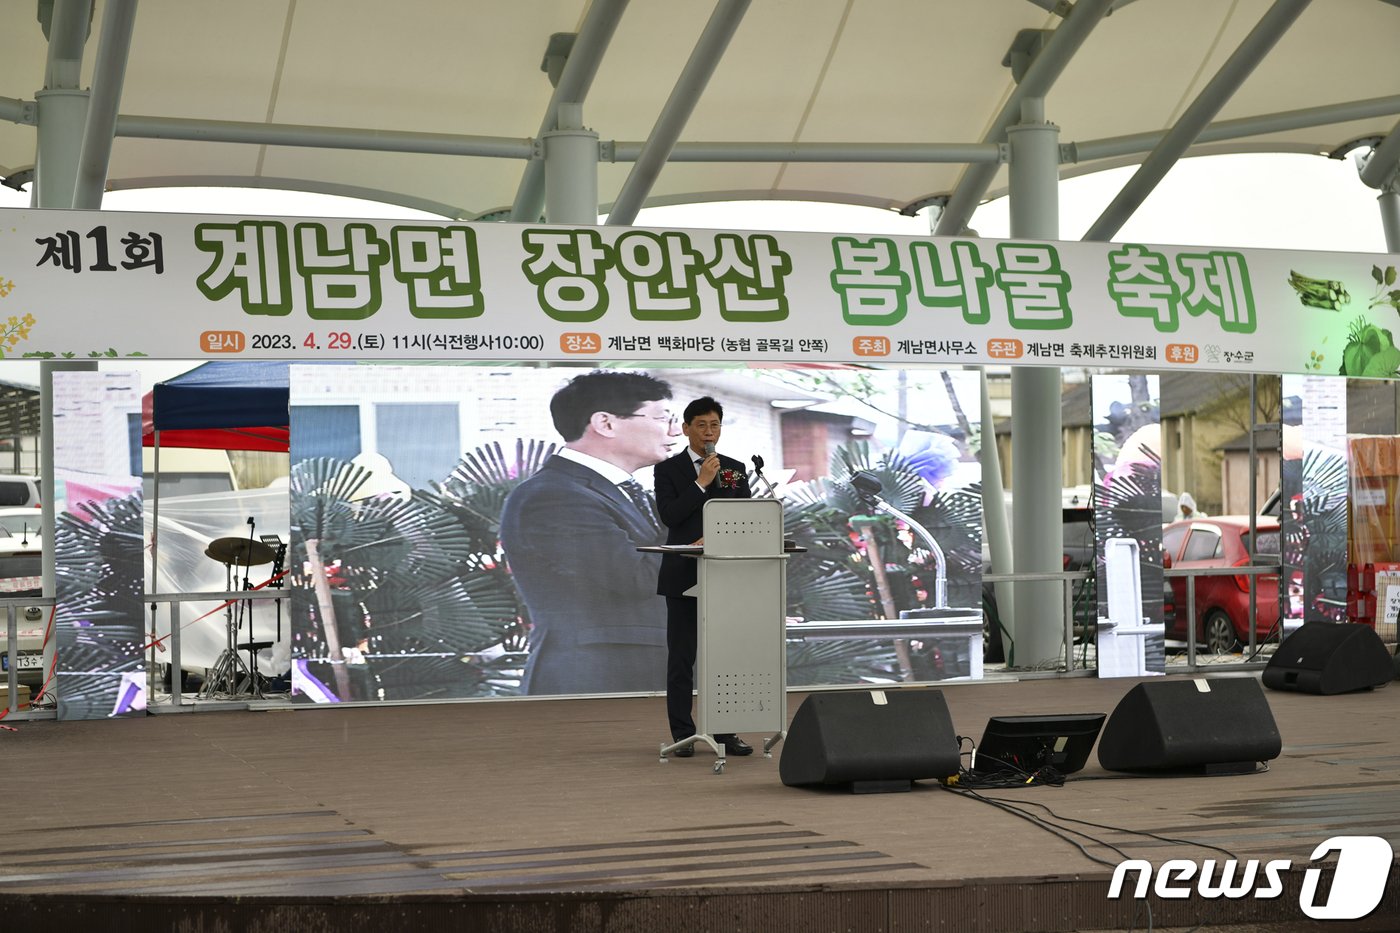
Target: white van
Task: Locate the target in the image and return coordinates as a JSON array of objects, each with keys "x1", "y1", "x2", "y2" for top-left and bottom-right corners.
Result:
[
  {"x1": 0, "y1": 474, "x2": 41, "y2": 508},
  {"x1": 142, "y1": 448, "x2": 239, "y2": 499}
]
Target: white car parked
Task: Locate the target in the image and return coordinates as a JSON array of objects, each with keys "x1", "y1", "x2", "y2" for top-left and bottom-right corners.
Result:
[
  {"x1": 0, "y1": 475, "x2": 40, "y2": 509},
  {"x1": 0, "y1": 535, "x2": 44, "y2": 688}
]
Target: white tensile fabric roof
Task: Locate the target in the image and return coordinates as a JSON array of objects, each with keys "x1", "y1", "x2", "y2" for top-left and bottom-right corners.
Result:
[{"x1": 0, "y1": 0, "x2": 1395, "y2": 220}]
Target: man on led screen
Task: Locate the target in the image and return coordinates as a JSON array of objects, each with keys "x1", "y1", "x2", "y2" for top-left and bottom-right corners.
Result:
[{"x1": 500, "y1": 371, "x2": 678, "y2": 695}]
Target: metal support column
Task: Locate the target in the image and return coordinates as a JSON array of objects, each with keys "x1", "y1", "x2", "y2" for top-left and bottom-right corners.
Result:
[
  {"x1": 1358, "y1": 117, "x2": 1400, "y2": 191},
  {"x1": 1357, "y1": 124, "x2": 1400, "y2": 432},
  {"x1": 979, "y1": 369, "x2": 1013, "y2": 662},
  {"x1": 1361, "y1": 117, "x2": 1400, "y2": 250},
  {"x1": 34, "y1": 88, "x2": 86, "y2": 207},
  {"x1": 33, "y1": 0, "x2": 92, "y2": 209},
  {"x1": 1007, "y1": 98, "x2": 1065, "y2": 668},
  {"x1": 1379, "y1": 184, "x2": 1400, "y2": 253},
  {"x1": 510, "y1": 0, "x2": 628, "y2": 223},
  {"x1": 934, "y1": 0, "x2": 1113, "y2": 236},
  {"x1": 542, "y1": 103, "x2": 599, "y2": 225}
]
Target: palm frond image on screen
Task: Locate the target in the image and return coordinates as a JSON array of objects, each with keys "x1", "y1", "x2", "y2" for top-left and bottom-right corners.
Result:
[
  {"x1": 54, "y1": 493, "x2": 145, "y2": 719},
  {"x1": 290, "y1": 456, "x2": 520, "y2": 702}
]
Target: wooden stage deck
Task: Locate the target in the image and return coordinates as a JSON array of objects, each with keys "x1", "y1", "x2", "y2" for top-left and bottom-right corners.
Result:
[{"x1": 0, "y1": 673, "x2": 1397, "y2": 931}]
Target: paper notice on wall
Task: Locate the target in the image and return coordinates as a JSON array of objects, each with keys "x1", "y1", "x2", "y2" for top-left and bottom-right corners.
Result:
[{"x1": 1354, "y1": 484, "x2": 1388, "y2": 508}]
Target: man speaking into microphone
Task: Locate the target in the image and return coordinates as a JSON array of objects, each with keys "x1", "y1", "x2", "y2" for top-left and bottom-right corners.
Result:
[{"x1": 654, "y1": 396, "x2": 752, "y2": 758}]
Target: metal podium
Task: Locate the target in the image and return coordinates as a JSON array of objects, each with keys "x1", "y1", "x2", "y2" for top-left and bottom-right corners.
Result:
[{"x1": 657, "y1": 498, "x2": 791, "y2": 774}]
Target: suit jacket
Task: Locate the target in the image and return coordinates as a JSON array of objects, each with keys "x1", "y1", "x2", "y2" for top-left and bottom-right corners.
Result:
[
  {"x1": 654, "y1": 448, "x2": 752, "y2": 598},
  {"x1": 499, "y1": 456, "x2": 667, "y2": 686}
]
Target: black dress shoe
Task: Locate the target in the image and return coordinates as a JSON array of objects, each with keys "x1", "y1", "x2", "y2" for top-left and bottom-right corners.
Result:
[
  {"x1": 671, "y1": 740, "x2": 695, "y2": 758},
  {"x1": 716, "y1": 734, "x2": 754, "y2": 756}
]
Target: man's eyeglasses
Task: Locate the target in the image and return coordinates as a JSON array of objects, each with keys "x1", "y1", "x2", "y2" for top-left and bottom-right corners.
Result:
[{"x1": 615, "y1": 411, "x2": 678, "y2": 427}]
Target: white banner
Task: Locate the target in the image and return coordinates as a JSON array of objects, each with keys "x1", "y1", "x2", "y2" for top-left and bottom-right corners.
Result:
[{"x1": 1, "y1": 207, "x2": 1397, "y2": 375}]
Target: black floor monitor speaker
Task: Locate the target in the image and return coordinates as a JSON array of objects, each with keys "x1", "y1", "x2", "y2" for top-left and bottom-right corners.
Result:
[
  {"x1": 779, "y1": 689, "x2": 959, "y2": 793},
  {"x1": 1097, "y1": 678, "x2": 1281, "y2": 775},
  {"x1": 1262, "y1": 622, "x2": 1394, "y2": 695}
]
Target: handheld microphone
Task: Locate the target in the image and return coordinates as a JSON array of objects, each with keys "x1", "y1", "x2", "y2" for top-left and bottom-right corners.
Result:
[{"x1": 703, "y1": 442, "x2": 716, "y2": 459}]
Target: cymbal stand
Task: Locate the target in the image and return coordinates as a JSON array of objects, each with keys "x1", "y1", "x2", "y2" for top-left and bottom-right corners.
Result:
[{"x1": 200, "y1": 558, "x2": 254, "y2": 698}]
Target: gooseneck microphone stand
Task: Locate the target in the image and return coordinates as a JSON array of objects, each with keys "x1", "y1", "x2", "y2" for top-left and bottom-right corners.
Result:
[{"x1": 849, "y1": 470, "x2": 948, "y2": 609}]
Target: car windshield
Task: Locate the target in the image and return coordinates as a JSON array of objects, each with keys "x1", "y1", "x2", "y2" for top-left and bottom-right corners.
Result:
[{"x1": 0, "y1": 517, "x2": 38, "y2": 537}]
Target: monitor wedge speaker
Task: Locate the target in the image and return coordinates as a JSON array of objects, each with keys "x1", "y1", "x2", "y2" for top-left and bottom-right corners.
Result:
[
  {"x1": 1097, "y1": 678, "x2": 1281, "y2": 775},
  {"x1": 779, "y1": 689, "x2": 959, "y2": 793},
  {"x1": 1263, "y1": 622, "x2": 1394, "y2": 695}
]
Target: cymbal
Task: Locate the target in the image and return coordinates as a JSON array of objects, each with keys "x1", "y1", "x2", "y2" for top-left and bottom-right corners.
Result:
[{"x1": 205, "y1": 536, "x2": 276, "y2": 566}]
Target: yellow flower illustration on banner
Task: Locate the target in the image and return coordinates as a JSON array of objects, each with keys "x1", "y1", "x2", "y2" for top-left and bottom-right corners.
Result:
[{"x1": 0, "y1": 278, "x2": 34, "y2": 357}]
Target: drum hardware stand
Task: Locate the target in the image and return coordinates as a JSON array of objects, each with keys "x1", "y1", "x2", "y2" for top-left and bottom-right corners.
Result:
[
  {"x1": 198, "y1": 520, "x2": 277, "y2": 699},
  {"x1": 199, "y1": 556, "x2": 254, "y2": 698}
]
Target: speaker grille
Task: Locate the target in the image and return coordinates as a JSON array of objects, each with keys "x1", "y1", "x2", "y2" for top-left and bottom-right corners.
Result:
[
  {"x1": 1262, "y1": 622, "x2": 1395, "y2": 695},
  {"x1": 780, "y1": 690, "x2": 959, "y2": 788},
  {"x1": 1097, "y1": 678, "x2": 1281, "y2": 773}
]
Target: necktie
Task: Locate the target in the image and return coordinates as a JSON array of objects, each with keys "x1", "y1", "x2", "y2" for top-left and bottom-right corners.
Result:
[{"x1": 619, "y1": 478, "x2": 662, "y2": 534}]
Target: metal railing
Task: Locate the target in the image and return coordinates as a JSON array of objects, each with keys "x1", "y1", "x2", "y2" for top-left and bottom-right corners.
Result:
[
  {"x1": 146, "y1": 589, "x2": 287, "y2": 709},
  {"x1": 1164, "y1": 561, "x2": 1282, "y2": 666},
  {"x1": 981, "y1": 562, "x2": 1282, "y2": 674},
  {"x1": 3, "y1": 595, "x2": 56, "y2": 718},
  {"x1": 984, "y1": 568, "x2": 1089, "y2": 672}
]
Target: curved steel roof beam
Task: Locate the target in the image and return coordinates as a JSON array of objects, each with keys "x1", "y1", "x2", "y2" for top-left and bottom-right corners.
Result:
[
  {"x1": 1083, "y1": 0, "x2": 1312, "y2": 241},
  {"x1": 933, "y1": 0, "x2": 1115, "y2": 236},
  {"x1": 73, "y1": 0, "x2": 138, "y2": 209},
  {"x1": 607, "y1": 0, "x2": 750, "y2": 226}
]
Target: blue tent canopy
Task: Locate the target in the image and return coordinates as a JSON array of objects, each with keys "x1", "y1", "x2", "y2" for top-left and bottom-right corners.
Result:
[{"x1": 143, "y1": 361, "x2": 292, "y2": 451}]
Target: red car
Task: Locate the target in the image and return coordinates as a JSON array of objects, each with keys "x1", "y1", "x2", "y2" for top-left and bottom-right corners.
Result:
[{"x1": 1162, "y1": 516, "x2": 1280, "y2": 653}]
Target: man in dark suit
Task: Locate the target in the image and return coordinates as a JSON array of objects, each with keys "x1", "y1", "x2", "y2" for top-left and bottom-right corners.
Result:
[
  {"x1": 654, "y1": 396, "x2": 754, "y2": 757},
  {"x1": 500, "y1": 371, "x2": 679, "y2": 695}
]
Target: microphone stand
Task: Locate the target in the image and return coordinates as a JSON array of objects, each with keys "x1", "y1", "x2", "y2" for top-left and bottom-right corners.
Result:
[
  {"x1": 850, "y1": 473, "x2": 948, "y2": 609},
  {"x1": 242, "y1": 517, "x2": 258, "y2": 695}
]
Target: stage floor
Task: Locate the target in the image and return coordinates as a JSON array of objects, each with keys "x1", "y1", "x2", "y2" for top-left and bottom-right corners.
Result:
[{"x1": 1, "y1": 673, "x2": 1397, "y2": 931}]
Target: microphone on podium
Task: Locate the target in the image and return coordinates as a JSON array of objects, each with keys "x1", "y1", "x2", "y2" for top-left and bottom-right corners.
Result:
[{"x1": 751, "y1": 454, "x2": 778, "y2": 498}]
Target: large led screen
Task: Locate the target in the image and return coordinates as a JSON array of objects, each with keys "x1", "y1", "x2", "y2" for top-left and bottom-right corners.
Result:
[{"x1": 288, "y1": 364, "x2": 985, "y2": 703}]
